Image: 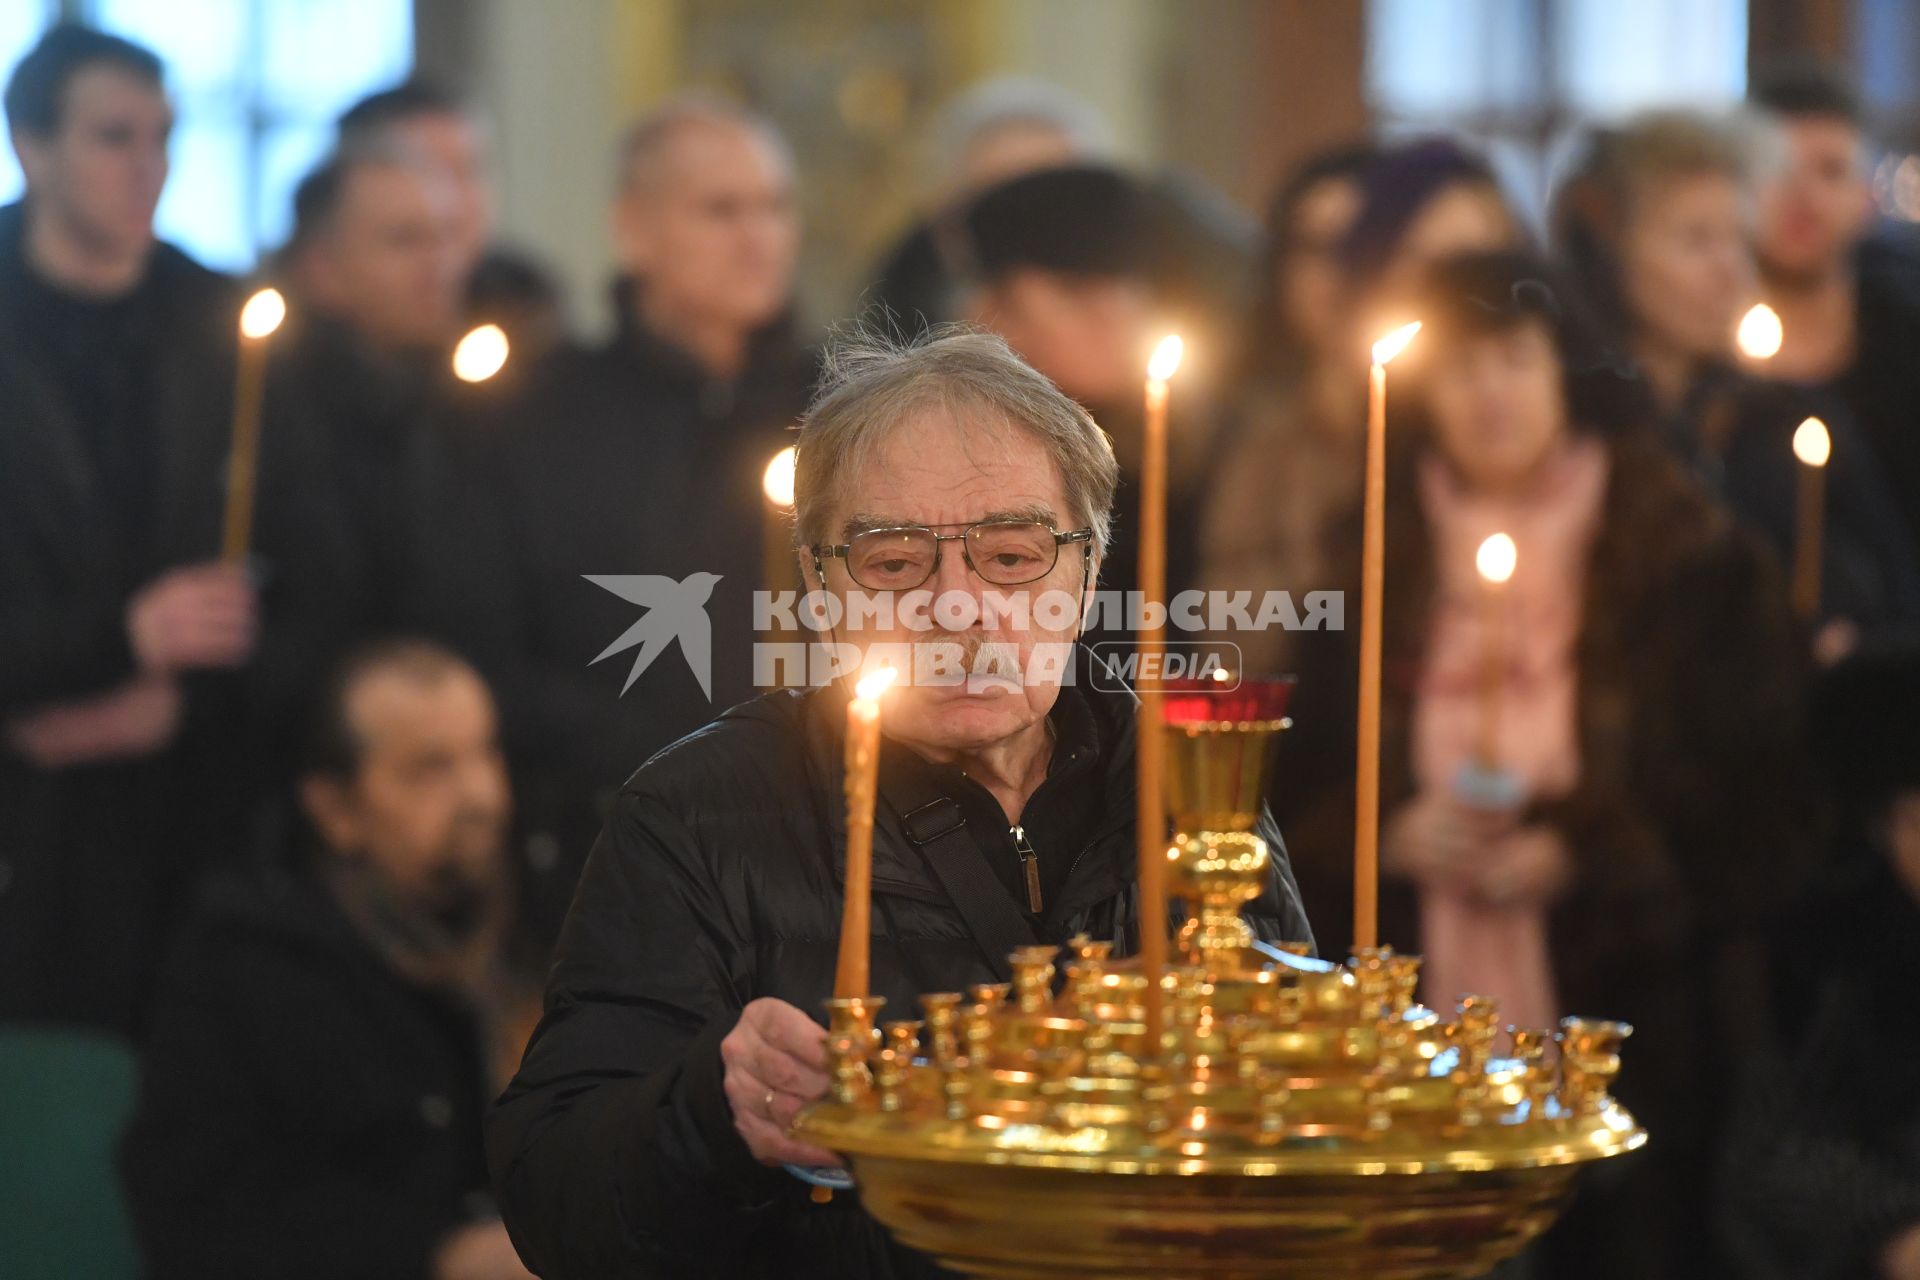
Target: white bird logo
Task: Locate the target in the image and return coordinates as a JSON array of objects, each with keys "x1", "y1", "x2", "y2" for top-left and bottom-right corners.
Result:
[{"x1": 584, "y1": 572, "x2": 723, "y2": 699}]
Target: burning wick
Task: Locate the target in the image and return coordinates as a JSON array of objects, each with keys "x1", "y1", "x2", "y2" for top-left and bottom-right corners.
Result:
[
  {"x1": 762, "y1": 445, "x2": 797, "y2": 508},
  {"x1": 453, "y1": 323, "x2": 510, "y2": 383},
  {"x1": 1736, "y1": 303, "x2": 1783, "y2": 361}
]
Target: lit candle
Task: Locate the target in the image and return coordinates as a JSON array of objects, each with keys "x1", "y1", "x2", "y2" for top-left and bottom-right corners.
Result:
[
  {"x1": 452, "y1": 322, "x2": 511, "y2": 383},
  {"x1": 222, "y1": 287, "x2": 287, "y2": 565},
  {"x1": 835, "y1": 665, "x2": 897, "y2": 999},
  {"x1": 1473, "y1": 532, "x2": 1517, "y2": 768},
  {"x1": 1137, "y1": 333, "x2": 1183, "y2": 1051},
  {"x1": 1791, "y1": 417, "x2": 1831, "y2": 619},
  {"x1": 1736, "y1": 303, "x2": 1783, "y2": 363},
  {"x1": 763, "y1": 443, "x2": 798, "y2": 590},
  {"x1": 1354, "y1": 321, "x2": 1420, "y2": 952}
]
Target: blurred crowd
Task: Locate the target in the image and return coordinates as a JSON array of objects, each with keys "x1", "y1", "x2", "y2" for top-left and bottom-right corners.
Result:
[{"x1": 4, "y1": 18, "x2": 1920, "y2": 1280}]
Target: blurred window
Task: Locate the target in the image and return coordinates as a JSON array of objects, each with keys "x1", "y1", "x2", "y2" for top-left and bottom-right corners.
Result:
[
  {"x1": 1366, "y1": 0, "x2": 1749, "y2": 221},
  {"x1": 0, "y1": 0, "x2": 412, "y2": 269}
]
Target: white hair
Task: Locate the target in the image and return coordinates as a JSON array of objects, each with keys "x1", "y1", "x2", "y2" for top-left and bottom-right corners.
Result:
[{"x1": 793, "y1": 325, "x2": 1119, "y2": 557}]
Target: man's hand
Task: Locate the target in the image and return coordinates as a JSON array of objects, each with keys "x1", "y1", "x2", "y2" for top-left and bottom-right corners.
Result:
[
  {"x1": 5, "y1": 674, "x2": 182, "y2": 767},
  {"x1": 433, "y1": 1221, "x2": 536, "y2": 1280},
  {"x1": 720, "y1": 997, "x2": 841, "y2": 1168},
  {"x1": 127, "y1": 562, "x2": 257, "y2": 673}
]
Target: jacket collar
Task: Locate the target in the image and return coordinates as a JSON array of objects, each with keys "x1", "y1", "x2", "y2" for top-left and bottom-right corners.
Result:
[
  {"x1": 789, "y1": 647, "x2": 1140, "y2": 912},
  {"x1": 605, "y1": 274, "x2": 804, "y2": 397}
]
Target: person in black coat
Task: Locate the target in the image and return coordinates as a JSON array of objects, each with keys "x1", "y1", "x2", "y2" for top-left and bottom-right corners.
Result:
[
  {"x1": 0, "y1": 26, "x2": 330, "y2": 1039},
  {"x1": 1750, "y1": 60, "x2": 1920, "y2": 567},
  {"x1": 254, "y1": 142, "x2": 534, "y2": 806},
  {"x1": 122, "y1": 639, "x2": 540, "y2": 1280},
  {"x1": 486, "y1": 330, "x2": 1313, "y2": 1280},
  {"x1": 469, "y1": 96, "x2": 816, "y2": 951},
  {"x1": 1720, "y1": 643, "x2": 1920, "y2": 1279}
]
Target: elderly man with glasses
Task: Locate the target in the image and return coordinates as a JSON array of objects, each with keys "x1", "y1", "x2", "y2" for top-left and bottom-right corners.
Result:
[{"x1": 487, "y1": 329, "x2": 1313, "y2": 1280}]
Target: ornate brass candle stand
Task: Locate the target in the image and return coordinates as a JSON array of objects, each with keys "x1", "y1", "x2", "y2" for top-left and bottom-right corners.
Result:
[{"x1": 796, "y1": 681, "x2": 1643, "y2": 1279}]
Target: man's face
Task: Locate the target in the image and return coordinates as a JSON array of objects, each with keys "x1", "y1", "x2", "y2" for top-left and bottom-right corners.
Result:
[
  {"x1": 973, "y1": 269, "x2": 1152, "y2": 407},
  {"x1": 613, "y1": 119, "x2": 799, "y2": 331},
  {"x1": 1756, "y1": 115, "x2": 1872, "y2": 284},
  {"x1": 300, "y1": 162, "x2": 464, "y2": 353},
  {"x1": 302, "y1": 668, "x2": 511, "y2": 907},
  {"x1": 809, "y1": 411, "x2": 1097, "y2": 759},
  {"x1": 13, "y1": 64, "x2": 170, "y2": 261},
  {"x1": 385, "y1": 111, "x2": 493, "y2": 277}
]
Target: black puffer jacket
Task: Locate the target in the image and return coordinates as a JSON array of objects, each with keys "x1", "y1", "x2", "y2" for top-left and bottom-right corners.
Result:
[{"x1": 488, "y1": 673, "x2": 1312, "y2": 1279}]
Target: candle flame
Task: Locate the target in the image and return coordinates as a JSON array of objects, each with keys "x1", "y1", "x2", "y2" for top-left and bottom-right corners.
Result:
[
  {"x1": 1793, "y1": 417, "x2": 1831, "y2": 468},
  {"x1": 452, "y1": 323, "x2": 510, "y2": 383},
  {"x1": 1147, "y1": 334, "x2": 1185, "y2": 383},
  {"x1": 1476, "y1": 532, "x2": 1517, "y2": 585},
  {"x1": 1371, "y1": 321, "x2": 1421, "y2": 366},
  {"x1": 854, "y1": 666, "x2": 898, "y2": 703},
  {"x1": 1737, "y1": 303, "x2": 1783, "y2": 360},
  {"x1": 239, "y1": 288, "x2": 286, "y2": 340},
  {"x1": 762, "y1": 444, "x2": 797, "y2": 508}
]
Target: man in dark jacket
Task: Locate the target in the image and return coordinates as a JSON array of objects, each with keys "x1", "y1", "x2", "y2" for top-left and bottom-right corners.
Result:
[
  {"x1": 1751, "y1": 60, "x2": 1920, "y2": 564},
  {"x1": 123, "y1": 639, "x2": 539, "y2": 1280},
  {"x1": 0, "y1": 24, "x2": 282, "y2": 1038},
  {"x1": 472, "y1": 95, "x2": 815, "y2": 948},
  {"x1": 486, "y1": 330, "x2": 1312, "y2": 1278}
]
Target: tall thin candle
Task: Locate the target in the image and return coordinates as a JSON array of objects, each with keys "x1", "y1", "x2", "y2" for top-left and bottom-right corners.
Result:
[
  {"x1": 1354, "y1": 321, "x2": 1420, "y2": 952},
  {"x1": 221, "y1": 288, "x2": 286, "y2": 565},
  {"x1": 1474, "y1": 532, "x2": 1517, "y2": 767},
  {"x1": 835, "y1": 665, "x2": 897, "y2": 999},
  {"x1": 1137, "y1": 333, "x2": 1183, "y2": 1051},
  {"x1": 1791, "y1": 418, "x2": 1830, "y2": 619}
]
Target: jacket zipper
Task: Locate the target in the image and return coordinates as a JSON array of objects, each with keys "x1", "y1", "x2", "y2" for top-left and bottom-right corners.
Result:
[{"x1": 1010, "y1": 824, "x2": 1043, "y2": 913}]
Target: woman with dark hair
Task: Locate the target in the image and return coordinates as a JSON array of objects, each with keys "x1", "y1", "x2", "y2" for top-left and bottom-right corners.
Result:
[
  {"x1": 1553, "y1": 111, "x2": 1920, "y2": 650},
  {"x1": 1201, "y1": 138, "x2": 1517, "y2": 673},
  {"x1": 1275, "y1": 249, "x2": 1815, "y2": 1280}
]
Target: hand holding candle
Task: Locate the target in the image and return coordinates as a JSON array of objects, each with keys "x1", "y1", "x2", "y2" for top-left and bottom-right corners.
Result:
[
  {"x1": 1791, "y1": 417, "x2": 1830, "y2": 619},
  {"x1": 1137, "y1": 333, "x2": 1183, "y2": 1050},
  {"x1": 835, "y1": 665, "x2": 897, "y2": 999},
  {"x1": 1354, "y1": 321, "x2": 1420, "y2": 952},
  {"x1": 222, "y1": 287, "x2": 286, "y2": 565}
]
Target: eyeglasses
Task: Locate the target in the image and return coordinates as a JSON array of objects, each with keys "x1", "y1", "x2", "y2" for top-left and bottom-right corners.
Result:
[{"x1": 811, "y1": 520, "x2": 1094, "y2": 592}]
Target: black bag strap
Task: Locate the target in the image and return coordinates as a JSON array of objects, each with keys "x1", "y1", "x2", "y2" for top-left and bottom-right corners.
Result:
[{"x1": 884, "y1": 785, "x2": 1038, "y2": 983}]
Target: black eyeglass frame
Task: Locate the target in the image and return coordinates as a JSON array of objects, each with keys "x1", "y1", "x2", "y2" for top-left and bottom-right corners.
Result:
[{"x1": 808, "y1": 521, "x2": 1095, "y2": 592}]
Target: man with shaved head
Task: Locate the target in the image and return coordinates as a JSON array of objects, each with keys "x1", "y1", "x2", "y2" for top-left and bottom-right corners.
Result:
[{"x1": 474, "y1": 95, "x2": 816, "y2": 950}]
